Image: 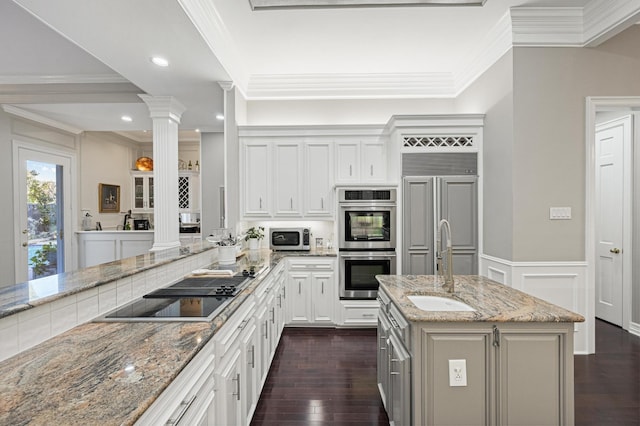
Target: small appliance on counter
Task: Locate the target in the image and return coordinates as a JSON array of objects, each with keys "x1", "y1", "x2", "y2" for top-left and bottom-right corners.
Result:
[
  {"x1": 270, "y1": 228, "x2": 310, "y2": 251},
  {"x1": 179, "y1": 212, "x2": 201, "y2": 233},
  {"x1": 134, "y1": 219, "x2": 150, "y2": 230}
]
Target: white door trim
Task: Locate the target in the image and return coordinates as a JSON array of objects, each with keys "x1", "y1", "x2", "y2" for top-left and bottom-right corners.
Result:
[
  {"x1": 586, "y1": 97, "x2": 640, "y2": 353},
  {"x1": 12, "y1": 139, "x2": 78, "y2": 281}
]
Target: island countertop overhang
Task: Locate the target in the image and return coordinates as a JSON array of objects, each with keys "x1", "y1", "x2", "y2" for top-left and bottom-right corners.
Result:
[{"x1": 376, "y1": 274, "x2": 585, "y2": 323}]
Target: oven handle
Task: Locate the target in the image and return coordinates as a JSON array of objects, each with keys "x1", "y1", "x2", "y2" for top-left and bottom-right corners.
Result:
[
  {"x1": 339, "y1": 203, "x2": 396, "y2": 208},
  {"x1": 340, "y1": 252, "x2": 397, "y2": 258}
]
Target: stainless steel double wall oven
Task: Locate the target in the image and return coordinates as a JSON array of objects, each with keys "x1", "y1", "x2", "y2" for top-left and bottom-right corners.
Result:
[{"x1": 338, "y1": 188, "x2": 397, "y2": 299}]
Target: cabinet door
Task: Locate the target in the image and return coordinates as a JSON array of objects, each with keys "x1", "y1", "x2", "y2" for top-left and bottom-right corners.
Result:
[
  {"x1": 132, "y1": 174, "x2": 154, "y2": 213},
  {"x1": 304, "y1": 141, "x2": 333, "y2": 217},
  {"x1": 254, "y1": 303, "x2": 270, "y2": 387},
  {"x1": 241, "y1": 320, "x2": 258, "y2": 425},
  {"x1": 273, "y1": 142, "x2": 302, "y2": 216},
  {"x1": 312, "y1": 272, "x2": 335, "y2": 324},
  {"x1": 361, "y1": 140, "x2": 386, "y2": 181},
  {"x1": 421, "y1": 330, "x2": 493, "y2": 426},
  {"x1": 335, "y1": 141, "x2": 360, "y2": 183},
  {"x1": 243, "y1": 141, "x2": 271, "y2": 217},
  {"x1": 377, "y1": 314, "x2": 391, "y2": 409},
  {"x1": 287, "y1": 272, "x2": 311, "y2": 324},
  {"x1": 388, "y1": 333, "x2": 411, "y2": 426},
  {"x1": 217, "y1": 349, "x2": 242, "y2": 426},
  {"x1": 497, "y1": 330, "x2": 566, "y2": 426},
  {"x1": 403, "y1": 177, "x2": 435, "y2": 275}
]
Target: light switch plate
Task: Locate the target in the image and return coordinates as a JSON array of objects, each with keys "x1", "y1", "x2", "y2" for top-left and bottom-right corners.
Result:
[
  {"x1": 449, "y1": 359, "x2": 467, "y2": 387},
  {"x1": 550, "y1": 207, "x2": 571, "y2": 220}
]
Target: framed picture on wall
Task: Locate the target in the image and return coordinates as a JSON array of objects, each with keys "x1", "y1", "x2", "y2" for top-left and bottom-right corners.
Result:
[{"x1": 99, "y1": 183, "x2": 120, "y2": 213}]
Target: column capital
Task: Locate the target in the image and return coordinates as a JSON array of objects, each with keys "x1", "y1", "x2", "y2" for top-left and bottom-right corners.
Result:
[
  {"x1": 218, "y1": 81, "x2": 234, "y2": 91},
  {"x1": 139, "y1": 95, "x2": 186, "y2": 123}
]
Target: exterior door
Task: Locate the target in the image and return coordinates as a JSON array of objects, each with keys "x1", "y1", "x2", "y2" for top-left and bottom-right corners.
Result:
[
  {"x1": 595, "y1": 116, "x2": 629, "y2": 326},
  {"x1": 14, "y1": 143, "x2": 73, "y2": 282}
]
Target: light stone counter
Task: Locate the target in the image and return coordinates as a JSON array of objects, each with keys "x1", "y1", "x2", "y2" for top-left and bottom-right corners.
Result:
[
  {"x1": 0, "y1": 248, "x2": 336, "y2": 426},
  {"x1": 376, "y1": 274, "x2": 584, "y2": 323}
]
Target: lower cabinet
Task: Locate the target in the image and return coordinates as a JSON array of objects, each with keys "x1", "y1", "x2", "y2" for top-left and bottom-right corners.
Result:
[
  {"x1": 416, "y1": 322, "x2": 574, "y2": 426},
  {"x1": 286, "y1": 258, "x2": 336, "y2": 326},
  {"x1": 135, "y1": 333, "x2": 217, "y2": 425}
]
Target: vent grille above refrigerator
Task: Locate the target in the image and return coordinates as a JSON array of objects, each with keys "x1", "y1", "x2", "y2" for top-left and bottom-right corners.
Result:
[{"x1": 402, "y1": 153, "x2": 477, "y2": 176}]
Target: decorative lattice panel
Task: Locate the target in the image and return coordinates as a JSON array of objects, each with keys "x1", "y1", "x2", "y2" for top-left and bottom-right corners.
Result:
[
  {"x1": 403, "y1": 136, "x2": 474, "y2": 148},
  {"x1": 178, "y1": 176, "x2": 190, "y2": 209}
]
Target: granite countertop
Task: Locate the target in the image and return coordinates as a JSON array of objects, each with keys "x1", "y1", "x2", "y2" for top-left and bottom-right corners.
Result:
[
  {"x1": 377, "y1": 275, "x2": 584, "y2": 323},
  {"x1": 0, "y1": 248, "x2": 336, "y2": 426}
]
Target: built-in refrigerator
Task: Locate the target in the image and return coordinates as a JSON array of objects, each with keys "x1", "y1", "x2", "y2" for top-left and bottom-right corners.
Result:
[{"x1": 402, "y1": 152, "x2": 478, "y2": 275}]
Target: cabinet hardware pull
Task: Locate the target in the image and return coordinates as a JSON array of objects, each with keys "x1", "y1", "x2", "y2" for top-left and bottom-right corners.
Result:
[
  {"x1": 321, "y1": 281, "x2": 324, "y2": 294},
  {"x1": 321, "y1": 197, "x2": 324, "y2": 209},
  {"x1": 349, "y1": 164, "x2": 352, "y2": 176},
  {"x1": 238, "y1": 319, "x2": 248, "y2": 330},
  {"x1": 264, "y1": 321, "x2": 268, "y2": 339},
  {"x1": 271, "y1": 307, "x2": 275, "y2": 323},
  {"x1": 259, "y1": 197, "x2": 262, "y2": 209},
  {"x1": 363, "y1": 314, "x2": 375, "y2": 318},
  {"x1": 290, "y1": 198, "x2": 293, "y2": 209},
  {"x1": 298, "y1": 281, "x2": 301, "y2": 294},
  {"x1": 277, "y1": 294, "x2": 282, "y2": 308},
  {"x1": 166, "y1": 394, "x2": 197, "y2": 425},
  {"x1": 370, "y1": 165, "x2": 373, "y2": 176},
  {"x1": 232, "y1": 373, "x2": 241, "y2": 401},
  {"x1": 283, "y1": 287, "x2": 286, "y2": 298},
  {"x1": 250, "y1": 345, "x2": 255, "y2": 368},
  {"x1": 493, "y1": 325, "x2": 500, "y2": 347}
]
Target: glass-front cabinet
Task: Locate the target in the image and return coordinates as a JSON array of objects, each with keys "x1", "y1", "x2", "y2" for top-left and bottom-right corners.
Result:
[{"x1": 131, "y1": 172, "x2": 154, "y2": 213}]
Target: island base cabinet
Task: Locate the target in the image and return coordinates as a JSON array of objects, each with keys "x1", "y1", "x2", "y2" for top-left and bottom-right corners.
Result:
[{"x1": 415, "y1": 323, "x2": 575, "y2": 426}]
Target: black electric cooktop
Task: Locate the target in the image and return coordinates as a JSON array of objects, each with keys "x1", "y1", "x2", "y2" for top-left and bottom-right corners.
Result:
[{"x1": 101, "y1": 275, "x2": 250, "y2": 322}]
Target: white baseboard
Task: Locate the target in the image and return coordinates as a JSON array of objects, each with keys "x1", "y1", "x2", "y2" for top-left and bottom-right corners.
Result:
[
  {"x1": 480, "y1": 254, "x2": 591, "y2": 354},
  {"x1": 629, "y1": 321, "x2": 640, "y2": 338}
]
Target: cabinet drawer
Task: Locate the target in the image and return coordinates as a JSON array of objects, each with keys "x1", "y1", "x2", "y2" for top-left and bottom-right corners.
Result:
[
  {"x1": 214, "y1": 298, "x2": 256, "y2": 359},
  {"x1": 288, "y1": 259, "x2": 335, "y2": 271},
  {"x1": 341, "y1": 301, "x2": 379, "y2": 326}
]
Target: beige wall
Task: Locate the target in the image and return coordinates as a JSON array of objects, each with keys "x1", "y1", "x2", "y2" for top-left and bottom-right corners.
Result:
[
  {"x1": 79, "y1": 132, "x2": 139, "y2": 230},
  {"x1": 456, "y1": 51, "x2": 514, "y2": 260},
  {"x1": 511, "y1": 25, "x2": 640, "y2": 262}
]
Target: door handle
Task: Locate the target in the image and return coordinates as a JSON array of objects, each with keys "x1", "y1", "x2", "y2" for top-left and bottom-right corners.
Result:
[
  {"x1": 22, "y1": 242, "x2": 27, "y2": 247},
  {"x1": 610, "y1": 248, "x2": 621, "y2": 254}
]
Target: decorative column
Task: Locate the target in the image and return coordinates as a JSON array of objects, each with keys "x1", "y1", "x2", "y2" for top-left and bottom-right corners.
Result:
[{"x1": 139, "y1": 95, "x2": 186, "y2": 252}]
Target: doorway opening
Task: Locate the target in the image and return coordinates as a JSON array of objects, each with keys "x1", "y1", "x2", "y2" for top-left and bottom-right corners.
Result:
[{"x1": 586, "y1": 97, "x2": 640, "y2": 353}]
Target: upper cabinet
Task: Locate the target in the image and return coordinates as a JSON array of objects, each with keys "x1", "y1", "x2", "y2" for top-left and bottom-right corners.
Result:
[
  {"x1": 131, "y1": 172, "x2": 154, "y2": 213},
  {"x1": 240, "y1": 137, "x2": 334, "y2": 220},
  {"x1": 335, "y1": 138, "x2": 386, "y2": 184}
]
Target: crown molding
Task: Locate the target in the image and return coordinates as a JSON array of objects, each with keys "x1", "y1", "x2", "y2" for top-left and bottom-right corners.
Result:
[
  {"x1": 453, "y1": 10, "x2": 512, "y2": 95},
  {"x1": 2, "y1": 104, "x2": 83, "y2": 134},
  {"x1": 245, "y1": 72, "x2": 456, "y2": 100},
  {"x1": 583, "y1": 0, "x2": 640, "y2": 46},
  {"x1": 511, "y1": 7, "x2": 584, "y2": 46},
  {"x1": 177, "y1": 0, "x2": 249, "y2": 90},
  {"x1": 0, "y1": 74, "x2": 130, "y2": 85}
]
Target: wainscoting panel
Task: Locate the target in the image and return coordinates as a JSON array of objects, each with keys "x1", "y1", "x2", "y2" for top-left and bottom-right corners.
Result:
[{"x1": 480, "y1": 255, "x2": 591, "y2": 354}]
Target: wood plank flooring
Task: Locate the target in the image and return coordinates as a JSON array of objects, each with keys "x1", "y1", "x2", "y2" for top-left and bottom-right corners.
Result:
[
  {"x1": 574, "y1": 319, "x2": 640, "y2": 426},
  {"x1": 253, "y1": 320, "x2": 639, "y2": 426},
  {"x1": 251, "y1": 328, "x2": 389, "y2": 426}
]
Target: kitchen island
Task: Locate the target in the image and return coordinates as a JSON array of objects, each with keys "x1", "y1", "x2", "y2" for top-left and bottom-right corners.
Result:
[
  {"x1": 376, "y1": 274, "x2": 584, "y2": 426},
  {"x1": 0, "y1": 247, "x2": 336, "y2": 425}
]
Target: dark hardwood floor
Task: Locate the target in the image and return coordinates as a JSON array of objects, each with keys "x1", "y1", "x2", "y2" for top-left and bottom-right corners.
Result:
[
  {"x1": 253, "y1": 320, "x2": 639, "y2": 426},
  {"x1": 574, "y1": 319, "x2": 640, "y2": 426},
  {"x1": 251, "y1": 328, "x2": 389, "y2": 426}
]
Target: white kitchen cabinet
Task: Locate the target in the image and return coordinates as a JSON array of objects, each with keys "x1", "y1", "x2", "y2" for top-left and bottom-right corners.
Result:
[
  {"x1": 77, "y1": 231, "x2": 153, "y2": 268},
  {"x1": 335, "y1": 138, "x2": 386, "y2": 184},
  {"x1": 240, "y1": 317, "x2": 258, "y2": 425},
  {"x1": 178, "y1": 171, "x2": 200, "y2": 212},
  {"x1": 218, "y1": 348, "x2": 242, "y2": 426},
  {"x1": 131, "y1": 172, "x2": 154, "y2": 213},
  {"x1": 273, "y1": 142, "x2": 302, "y2": 217},
  {"x1": 135, "y1": 329, "x2": 217, "y2": 426},
  {"x1": 242, "y1": 140, "x2": 271, "y2": 217},
  {"x1": 286, "y1": 258, "x2": 336, "y2": 326},
  {"x1": 304, "y1": 141, "x2": 333, "y2": 217},
  {"x1": 339, "y1": 299, "x2": 379, "y2": 327}
]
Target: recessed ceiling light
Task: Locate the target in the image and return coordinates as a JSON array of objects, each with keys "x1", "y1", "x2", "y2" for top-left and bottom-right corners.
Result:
[
  {"x1": 121, "y1": 115, "x2": 133, "y2": 122},
  {"x1": 151, "y1": 56, "x2": 169, "y2": 67},
  {"x1": 195, "y1": 128, "x2": 201, "y2": 133},
  {"x1": 216, "y1": 114, "x2": 224, "y2": 120}
]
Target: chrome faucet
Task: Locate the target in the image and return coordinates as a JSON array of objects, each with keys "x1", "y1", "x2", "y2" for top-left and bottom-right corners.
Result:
[{"x1": 436, "y1": 219, "x2": 454, "y2": 293}]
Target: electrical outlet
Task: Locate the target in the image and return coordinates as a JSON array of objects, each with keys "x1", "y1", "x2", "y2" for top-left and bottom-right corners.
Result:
[{"x1": 449, "y1": 359, "x2": 467, "y2": 387}]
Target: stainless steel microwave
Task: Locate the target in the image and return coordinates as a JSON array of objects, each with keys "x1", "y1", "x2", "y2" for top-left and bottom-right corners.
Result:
[{"x1": 270, "y1": 228, "x2": 310, "y2": 251}]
